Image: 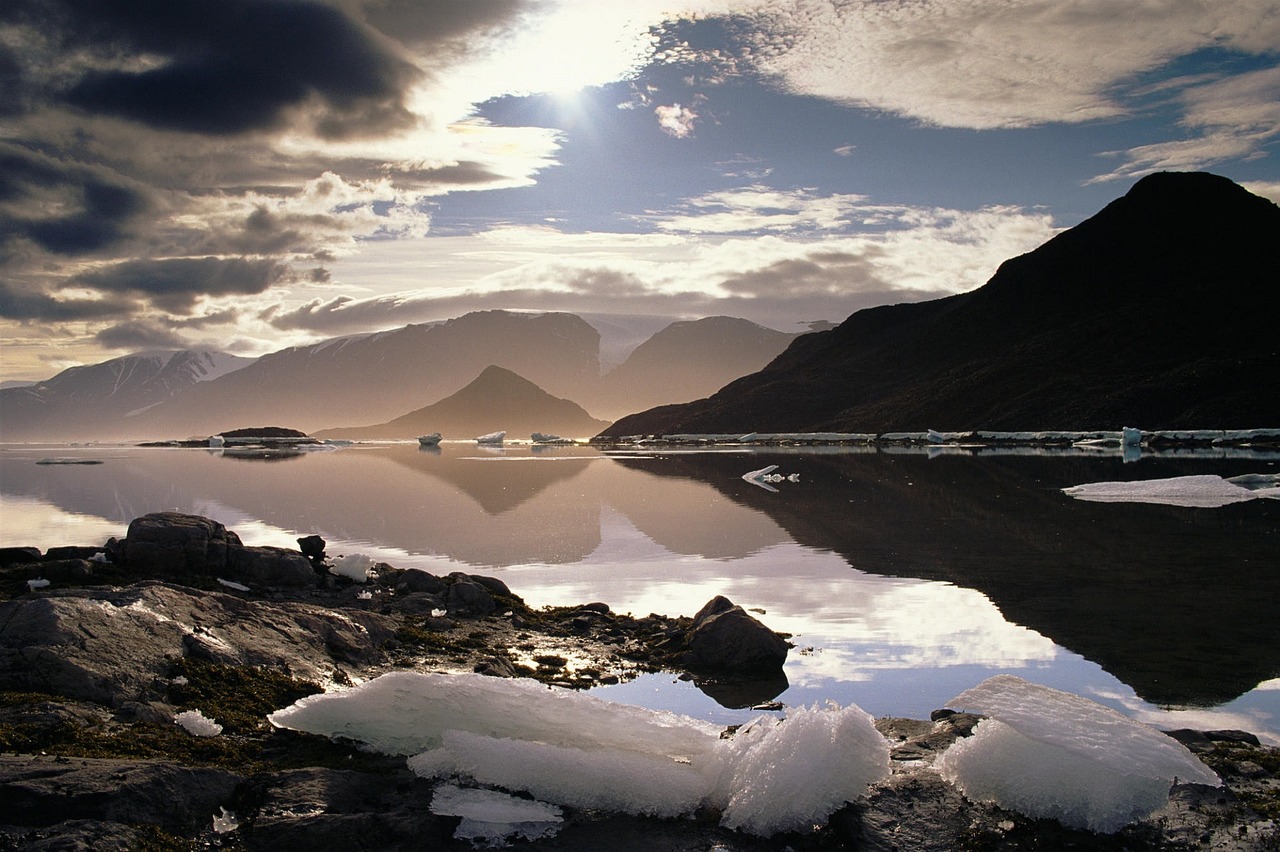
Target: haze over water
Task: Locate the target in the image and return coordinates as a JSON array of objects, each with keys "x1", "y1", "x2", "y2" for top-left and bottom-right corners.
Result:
[{"x1": 2, "y1": 441, "x2": 1276, "y2": 741}]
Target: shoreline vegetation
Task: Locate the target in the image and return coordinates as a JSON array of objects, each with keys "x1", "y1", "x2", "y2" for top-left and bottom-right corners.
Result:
[{"x1": 1, "y1": 513, "x2": 1277, "y2": 849}]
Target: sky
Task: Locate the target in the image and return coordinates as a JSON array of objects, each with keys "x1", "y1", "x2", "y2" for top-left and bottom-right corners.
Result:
[{"x1": 2, "y1": 0, "x2": 1279, "y2": 383}]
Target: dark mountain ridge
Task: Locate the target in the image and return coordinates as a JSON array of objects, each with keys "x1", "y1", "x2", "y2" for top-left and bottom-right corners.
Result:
[{"x1": 603, "y1": 172, "x2": 1280, "y2": 436}]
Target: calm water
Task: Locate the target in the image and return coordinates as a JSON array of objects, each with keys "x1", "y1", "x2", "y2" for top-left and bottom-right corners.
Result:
[{"x1": 2, "y1": 441, "x2": 1277, "y2": 741}]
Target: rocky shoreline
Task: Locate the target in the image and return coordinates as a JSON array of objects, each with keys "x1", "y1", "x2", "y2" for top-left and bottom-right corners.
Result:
[{"x1": 2, "y1": 513, "x2": 1277, "y2": 850}]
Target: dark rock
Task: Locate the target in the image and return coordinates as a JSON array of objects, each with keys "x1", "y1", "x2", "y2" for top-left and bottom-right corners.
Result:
[
  {"x1": 1206, "y1": 729, "x2": 1262, "y2": 746},
  {"x1": 120, "y1": 512, "x2": 242, "y2": 577},
  {"x1": 683, "y1": 595, "x2": 788, "y2": 672},
  {"x1": 238, "y1": 767, "x2": 453, "y2": 851},
  {"x1": 25, "y1": 558, "x2": 95, "y2": 582},
  {"x1": 475, "y1": 656, "x2": 518, "y2": 678},
  {"x1": 395, "y1": 570, "x2": 446, "y2": 595},
  {"x1": 42, "y1": 546, "x2": 103, "y2": 561},
  {"x1": 393, "y1": 592, "x2": 448, "y2": 615},
  {"x1": 0, "y1": 755, "x2": 242, "y2": 835},
  {"x1": 296, "y1": 534, "x2": 327, "y2": 569},
  {"x1": 444, "y1": 578, "x2": 496, "y2": 616},
  {"x1": 0, "y1": 546, "x2": 42, "y2": 568},
  {"x1": 229, "y1": 545, "x2": 316, "y2": 588},
  {"x1": 579, "y1": 601, "x2": 612, "y2": 614},
  {"x1": 469, "y1": 573, "x2": 513, "y2": 599}
]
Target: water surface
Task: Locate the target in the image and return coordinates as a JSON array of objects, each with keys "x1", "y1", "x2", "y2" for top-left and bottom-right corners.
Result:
[{"x1": 2, "y1": 441, "x2": 1276, "y2": 740}]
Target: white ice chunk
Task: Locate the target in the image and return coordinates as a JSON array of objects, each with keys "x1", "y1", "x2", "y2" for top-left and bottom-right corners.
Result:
[
  {"x1": 713, "y1": 703, "x2": 890, "y2": 836},
  {"x1": 270, "y1": 672, "x2": 889, "y2": 837},
  {"x1": 410, "y1": 729, "x2": 710, "y2": 818},
  {"x1": 26, "y1": 578, "x2": 50, "y2": 590},
  {"x1": 937, "y1": 675, "x2": 1219, "y2": 833},
  {"x1": 212, "y1": 807, "x2": 239, "y2": 834},
  {"x1": 430, "y1": 784, "x2": 562, "y2": 845},
  {"x1": 268, "y1": 671, "x2": 720, "y2": 757},
  {"x1": 174, "y1": 709, "x2": 223, "y2": 737},
  {"x1": 332, "y1": 553, "x2": 374, "y2": 582},
  {"x1": 1062, "y1": 474, "x2": 1279, "y2": 507},
  {"x1": 216, "y1": 578, "x2": 250, "y2": 592}
]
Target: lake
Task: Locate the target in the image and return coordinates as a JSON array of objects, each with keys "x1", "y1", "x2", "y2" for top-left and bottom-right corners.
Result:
[{"x1": 2, "y1": 440, "x2": 1277, "y2": 742}]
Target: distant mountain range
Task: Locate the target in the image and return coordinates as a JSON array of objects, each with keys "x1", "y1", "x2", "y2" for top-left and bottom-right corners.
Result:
[
  {"x1": 0, "y1": 311, "x2": 796, "y2": 442},
  {"x1": 316, "y1": 365, "x2": 611, "y2": 441},
  {"x1": 606, "y1": 172, "x2": 1280, "y2": 437},
  {"x1": 0, "y1": 350, "x2": 253, "y2": 442}
]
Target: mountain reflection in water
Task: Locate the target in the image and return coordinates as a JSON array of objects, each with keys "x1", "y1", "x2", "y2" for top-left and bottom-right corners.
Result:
[{"x1": 2, "y1": 442, "x2": 1276, "y2": 736}]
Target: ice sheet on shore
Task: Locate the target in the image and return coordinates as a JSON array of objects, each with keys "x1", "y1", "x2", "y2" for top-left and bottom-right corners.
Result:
[
  {"x1": 1062, "y1": 473, "x2": 1280, "y2": 507},
  {"x1": 269, "y1": 671, "x2": 889, "y2": 837},
  {"x1": 938, "y1": 675, "x2": 1220, "y2": 833}
]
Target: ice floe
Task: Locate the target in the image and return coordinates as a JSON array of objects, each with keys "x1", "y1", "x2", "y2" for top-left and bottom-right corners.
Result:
[
  {"x1": 1062, "y1": 473, "x2": 1280, "y2": 507},
  {"x1": 937, "y1": 675, "x2": 1220, "y2": 833},
  {"x1": 269, "y1": 671, "x2": 889, "y2": 837}
]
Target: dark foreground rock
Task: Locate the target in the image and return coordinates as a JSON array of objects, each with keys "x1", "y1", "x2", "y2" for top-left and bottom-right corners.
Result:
[{"x1": 1, "y1": 513, "x2": 1277, "y2": 850}]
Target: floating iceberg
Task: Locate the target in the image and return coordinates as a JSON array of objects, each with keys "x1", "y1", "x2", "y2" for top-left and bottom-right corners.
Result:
[
  {"x1": 476, "y1": 431, "x2": 506, "y2": 444},
  {"x1": 1062, "y1": 473, "x2": 1280, "y2": 507},
  {"x1": 937, "y1": 675, "x2": 1219, "y2": 833},
  {"x1": 269, "y1": 671, "x2": 888, "y2": 836}
]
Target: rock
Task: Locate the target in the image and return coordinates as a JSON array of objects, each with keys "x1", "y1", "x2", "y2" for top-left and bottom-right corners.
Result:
[
  {"x1": 0, "y1": 546, "x2": 42, "y2": 568},
  {"x1": 0, "y1": 755, "x2": 242, "y2": 835},
  {"x1": 0, "y1": 583, "x2": 395, "y2": 705},
  {"x1": 683, "y1": 595, "x2": 788, "y2": 672},
  {"x1": 395, "y1": 570, "x2": 446, "y2": 595},
  {"x1": 229, "y1": 546, "x2": 316, "y2": 588},
  {"x1": 468, "y1": 573, "x2": 513, "y2": 599},
  {"x1": 297, "y1": 534, "x2": 327, "y2": 569},
  {"x1": 444, "y1": 577, "x2": 496, "y2": 616},
  {"x1": 120, "y1": 512, "x2": 242, "y2": 577},
  {"x1": 24, "y1": 558, "x2": 95, "y2": 582}
]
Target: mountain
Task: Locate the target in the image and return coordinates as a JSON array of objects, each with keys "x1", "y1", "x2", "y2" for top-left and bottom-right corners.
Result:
[
  {"x1": 125, "y1": 311, "x2": 602, "y2": 440},
  {"x1": 316, "y1": 365, "x2": 610, "y2": 441},
  {"x1": 604, "y1": 172, "x2": 1280, "y2": 437},
  {"x1": 587, "y1": 317, "x2": 800, "y2": 420},
  {"x1": 0, "y1": 350, "x2": 252, "y2": 442}
]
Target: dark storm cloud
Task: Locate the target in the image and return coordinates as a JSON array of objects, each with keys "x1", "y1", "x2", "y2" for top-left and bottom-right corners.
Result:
[
  {"x1": 0, "y1": 144, "x2": 150, "y2": 257},
  {"x1": 15, "y1": 0, "x2": 421, "y2": 139},
  {"x1": 0, "y1": 281, "x2": 136, "y2": 321},
  {"x1": 94, "y1": 319, "x2": 189, "y2": 351},
  {"x1": 74, "y1": 257, "x2": 287, "y2": 312},
  {"x1": 359, "y1": 0, "x2": 524, "y2": 47}
]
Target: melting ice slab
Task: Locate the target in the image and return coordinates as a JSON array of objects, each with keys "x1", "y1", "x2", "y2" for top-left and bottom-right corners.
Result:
[
  {"x1": 269, "y1": 671, "x2": 889, "y2": 837},
  {"x1": 937, "y1": 675, "x2": 1220, "y2": 833},
  {"x1": 1062, "y1": 473, "x2": 1280, "y2": 507}
]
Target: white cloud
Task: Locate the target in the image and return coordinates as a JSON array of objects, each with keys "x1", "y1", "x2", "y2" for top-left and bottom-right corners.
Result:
[
  {"x1": 655, "y1": 103, "x2": 699, "y2": 138},
  {"x1": 727, "y1": 0, "x2": 1280, "y2": 130},
  {"x1": 1091, "y1": 64, "x2": 1280, "y2": 182}
]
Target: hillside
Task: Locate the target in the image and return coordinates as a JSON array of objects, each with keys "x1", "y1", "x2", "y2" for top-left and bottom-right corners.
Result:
[
  {"x1": 603, "y1": 172, "x2": 1280, "y2": 437},
  {"x1": 316, "y1": 365, "x2": 611, "y2": 441},
  {"x1": 588, "y1": 317, "x2": 799, "y2": 419}
]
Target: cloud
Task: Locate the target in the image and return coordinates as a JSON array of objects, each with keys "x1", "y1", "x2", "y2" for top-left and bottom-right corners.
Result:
[
  {"x1": 655, "y1": 103, "x2": 698, "y2": 138},
  {"x1": 0, "y1": 143, "x2": 151, "y2": 258},
  {"x1": 94, "y1": 319, "x2": 190, "y2": 351},
  {"x1": 1091, "y1": 64, "x2": 1280, "y2": 182},
  {"x1": 25, "y1": 0, "x2": 420, "y2": 140},
  {"x1": 706, "y1": 0, "x2": 1280, "y2": 130},
  {"x1": 0, "y1": 280, "x2": 136, "y2": 321},
  {"x1": 73, "y1": 257, "x2": 287, "y2": 312}
]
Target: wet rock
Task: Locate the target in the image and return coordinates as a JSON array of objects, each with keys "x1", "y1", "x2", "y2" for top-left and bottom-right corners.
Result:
[
  {"x1": 296, "y1": 534, "x2": 327, "y2": 569},
  {"x1": 394, "y1": 570, "x2": 446, "y2": 595},
  {"x1": 683, "y1": 595, "x2": 788, "y2": 672}
]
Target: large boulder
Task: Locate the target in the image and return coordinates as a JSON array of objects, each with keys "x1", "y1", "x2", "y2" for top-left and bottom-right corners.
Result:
[
  {"x1": 230, "y1": 546, "x2": 316, "y2": 588},
  {"x1": 684, "y1": 596, "x2": 789, "y2": 672},
  {"x1": 120, "y1": 512, "x2": 241, "y2": 577}
]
